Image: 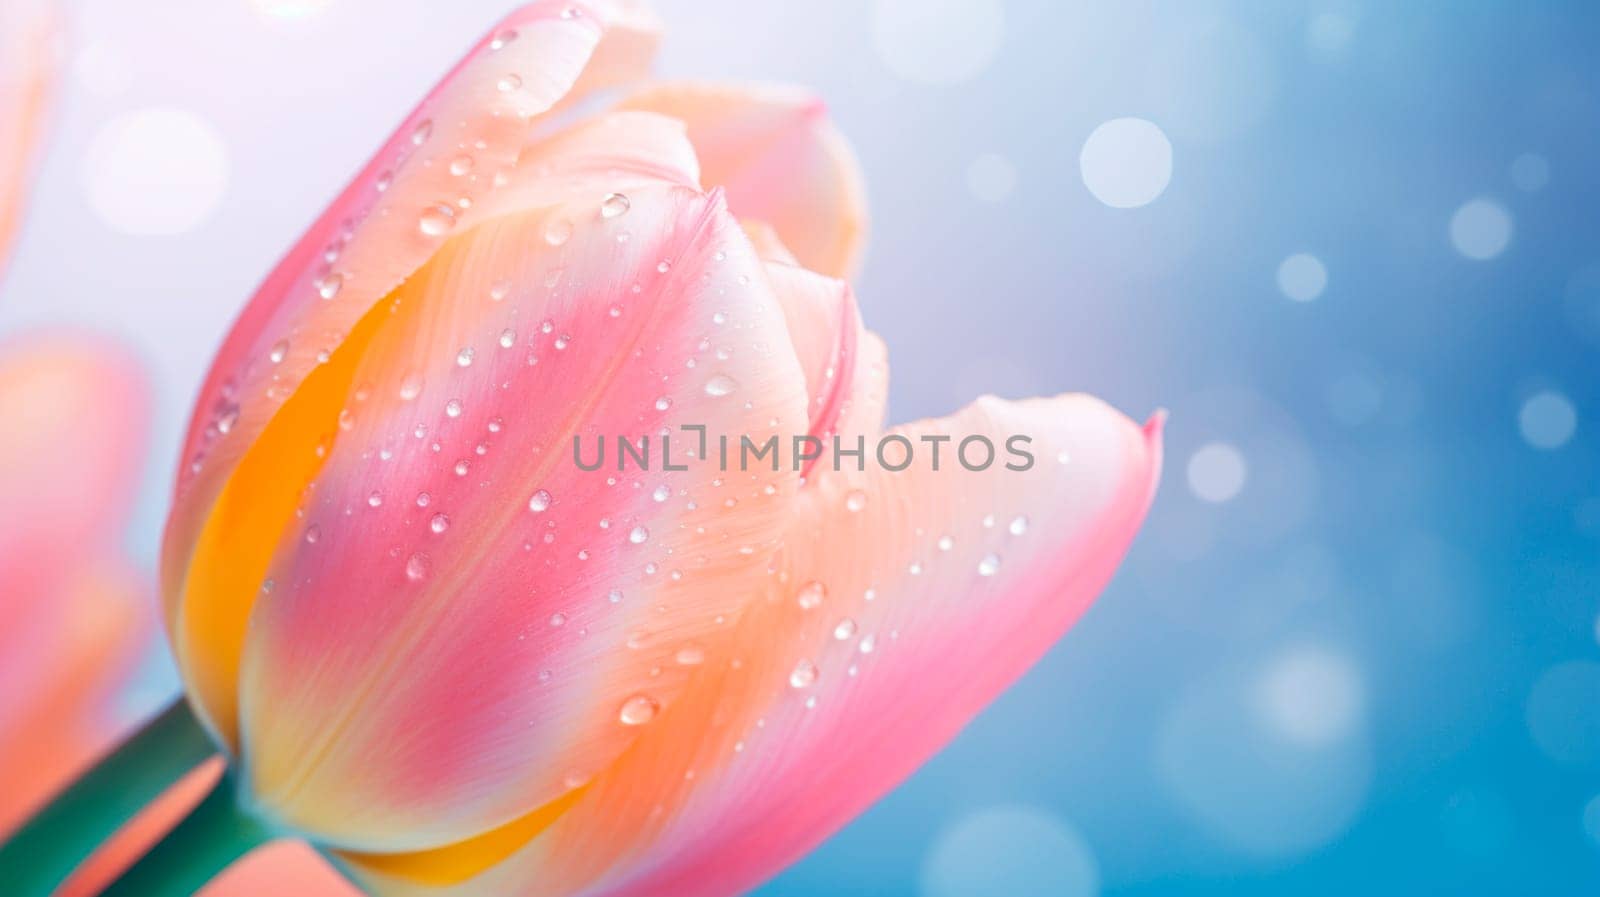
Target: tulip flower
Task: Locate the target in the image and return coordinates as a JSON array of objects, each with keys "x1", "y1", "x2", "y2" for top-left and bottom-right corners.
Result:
[
  {"x1": 0, "y1": 0, "x2": 58, "y2": 275},
  {"x1": 4, "y1": 2, "x2": 1161, "y2": 895}
]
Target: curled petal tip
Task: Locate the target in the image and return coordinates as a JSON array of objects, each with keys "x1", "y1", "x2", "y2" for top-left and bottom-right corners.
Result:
[{"x1": 1144, "y1": 408, "x2": 1168, "y2": 440}]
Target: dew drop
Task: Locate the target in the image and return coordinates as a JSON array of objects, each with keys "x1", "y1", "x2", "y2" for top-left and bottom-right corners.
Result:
[
  {"x1": 489, "y1": 28, "x2": 517, "y2": 50},
  {"x1": 497, "y1": 73, "x2": 523, "y2": 92},
  {"x1": 269, "y1": 340, "x2": 289, "y2": 364},
  {"x1": 845, "y1": 489, "x2": 867, "y2": 512},
  {"x1": 410, "y1": 119, "x2": 432, "y2": 146},
  {"x1": 600, "y1": 192, "x2": 631, "y2": 219},
  {"x1": 703, "y1": 374, "x2": 738, "y2": 397},
  {"x1": 977, "y1": 553, "x2": 1001, "y2": 577},
  {"x1": 528, "y1": 489, "x2": 552, "y2": 512},
  {"x1": 1008, "y1": 514, "x2": 1030, "y2": 536},
  {"x1": 398, "y1": 373, "x2": 423, "y2": 401},
  {"x1": 489, "y1": 279, "x2": 512, "y2": 301},
  {"x1": 789, "y1": 659, "x2": 818, "y2": 689},
  {"x1": 675, "y1": 645, "x2": 706, "y2": 666},
  {"x1": 419, "y1": 203, "x2": 457, "y2": 236},
  {"x1": 652, "y1": 484, "x2": 671, "y2": 503},
  {"x1": 549, "y1": 612, "x2": 567, "y2": 627},
  {"x1": 416, "y1": 491, "x2": 431, "y2": 507},
  {"x1": 456, "y1": 347, "x2": 476, "y2": 367},
  {"x1": 607, "y1": 589, "x2": 624, "y2": 604},
  {"x1": 304, "y1": 524, "x2": 320, "y2": 544},
  {"x1": 618, "y1": 693, "x2": 659, "y2": 725},
  {"x1": 796, "y1": 580, "x2": 826, "y2": 610},
  {"x1": 833, "y1": 618, "x2": 858, "y2": 640},
  {"x1": 367, "y1": 491, "x2": 383, "y2": 508},
  {"x1": 430, "y1": 513, "x2": 450, "y2": 534},
  {"x1": 628, "y1": 525, "x2": 650, "y2": 545},
  {"x1": 445, "y1": 398, "x2": 463, "y2": 418},
  {"x1": 499, "y1": 329, "x2": 516, "y2": 349},
  {"x1": 318, "y1": 272, "x2": 344, "y2": 300},
  {"x1": 405, "y1": 552, "x2": 430, "y2": 582},
  {"x1": 449, "y1": 155, "x2": 475, "y2": 177},
  {"x1": 654, "y1": 395, "x2": 673, "y2": 412}
]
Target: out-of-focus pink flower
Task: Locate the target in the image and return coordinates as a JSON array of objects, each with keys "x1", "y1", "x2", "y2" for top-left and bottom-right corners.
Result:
[
  {"x1": 0, "y1": 0, "x2": 59, "y2": 275},
  {"x1": 0, "y1": 336, "x2": 361, "y2": 895},
  {"x1": 158, "y1": 2, "x2": 1161, "y2": 895}
]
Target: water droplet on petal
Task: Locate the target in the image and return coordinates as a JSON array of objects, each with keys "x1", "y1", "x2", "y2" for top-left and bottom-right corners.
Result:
[
  {"x1": 430, "y1": 513, "x2": 450, "y2": 534},
  {"x1": 703, "y1": 374, "x2": 738, "y2": 397},
  {"x1": 833, "y1": 618, "x2": 858, "y2": 640},
  {"x1": 675, "y1": 645, "x2": 706, "y2": 666},
  {"x1": 619, "y1": 693, "x2": 659, "y2": 725},
  {"x1": 445, "y1": 398, "x2": 463, "y2": 418},
  {"x1": 1009, "y1": 514, "x2": 1030, "y2": 536},
  {"x1": 845, "y1": 489, "x2": 868, "y2": 512},
  {"x1": 789, "y1": 659, "x2": 818, "y2": 689},
  {"x1": 419, "y1": 203, "x2": 457, "y2": 236},
  {"x1": 652, "y1": 484, "x2": 671, "y2": 503},
  {"x1": 410, "y1": 119, "x2": 432, "y2": 146},
  {"x1": 497, "y1": 73, "x2": 523, "y2": 92},
  {"x1": 318, "y1": 272, "x2": 344, "y2": 299},
  {"x1": 796, "y1": 580, "x2": 826, "y2": 610},
  {"x1": 628, "y1": 525, "x2": 650, "y2": 545},
  {"x1": 600, "y1": 192, "x2": 630, "y2": 219},
  {"x1": 449, "y1": 155, "x2": 475, "y2": 176},
  {"x1": 528, "y1": 489, "x2": 552, "y2": 512},
  {"x1": 655, "y1": 396, "x2": 673, "y2": 412},
  {"x1": 489, "y1": 28, "x2": 517, "y2": 50},
  {"x1": 304, "y1": 524, "x2": 321, "y2": 544},
  {"x1": 398, "y1": 373, "x2": 423, "y2": 401},
  {"x1": 269, "y1": 340, "x2": 289, "y2": 364},
  {"x1": 405, "y1": 552, "x2": 430, "y2": 581},
  {"x1": 456, "y1": 347, "x2": 476, "y2": 367},
  {"x1": 549, "y1": 612, "x2": 567, "y2": 627},
  {"x1": 977, "y1": 553, "x2": 1001, "y2": 576}
]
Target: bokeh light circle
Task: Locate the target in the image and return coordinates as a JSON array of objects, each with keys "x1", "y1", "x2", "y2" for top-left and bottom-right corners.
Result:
[
  {"x1": 1518, "y1": 391, "x2": 1576, "y2": 450},
  {"x1": 1080, "y1": 118, "x2": 1172, "y2": 209},
  {"x1": 1158, "y1": 652, "x2": 1372, "y2": 857},
  {"x1": 1187, "y1": 442, "x2": 1247, "y2": 503},
  {"x1": 1526, "y1": 661, "x2": 1600, "y2": 767},
  {"x1": 1254, "y1": 647, "x2": 1364, "y2": 746},
  {"x1": 1449, "y1": 198, "x2": 1512, "y2": 260},
  {"x1": 921, "y1": 806, "x2": 1099, "y2": 897},
  {"x1": 83, "y1": 107, "x2": 230, "y2": 237},
  {"x1": 870, "y1": 0, "x2": 1004, "y2": 86},
  {"x1": 1277, "y1": 253, "x2": 1328, "y2": 302}
]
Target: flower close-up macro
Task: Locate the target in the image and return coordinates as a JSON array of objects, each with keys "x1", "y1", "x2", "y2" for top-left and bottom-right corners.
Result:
[{"x1": 6, "y1": 1, "x2": 1597, "y2": 896}]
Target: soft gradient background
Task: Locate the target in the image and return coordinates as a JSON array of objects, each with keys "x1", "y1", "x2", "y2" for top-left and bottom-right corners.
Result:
[{"x1": 2, "y1": 1, "x2": 1597, "y2": 894}]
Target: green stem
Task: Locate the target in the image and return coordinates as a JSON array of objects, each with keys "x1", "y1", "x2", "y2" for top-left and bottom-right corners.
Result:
[
  {"x1": 0, "y1": 698, "x2": 218, "y2": 897},
  {"x1": 101, "y1": 769, "x2": 270, "y2": 897}
]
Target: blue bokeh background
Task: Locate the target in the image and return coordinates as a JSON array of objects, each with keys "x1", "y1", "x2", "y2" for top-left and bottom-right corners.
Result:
[{"x1": 3, "y1": 1, "x2": 1597, "y2": 895}]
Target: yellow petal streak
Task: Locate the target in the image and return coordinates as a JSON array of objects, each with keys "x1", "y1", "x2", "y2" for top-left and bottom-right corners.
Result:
[
  {"x1": 340, "y1": 785, "x2": 589, "y2": 886},
  {"x1": 177, "y1": 296, "x2": 395, "y2": 749}
]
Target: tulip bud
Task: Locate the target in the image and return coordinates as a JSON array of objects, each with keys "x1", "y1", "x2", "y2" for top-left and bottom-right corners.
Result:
[{"x1": 159, "y1": 3, "x2": 1160, "y2": 895}]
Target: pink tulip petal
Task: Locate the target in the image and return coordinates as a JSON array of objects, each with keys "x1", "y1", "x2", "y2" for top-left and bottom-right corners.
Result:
[
  {"x1": 238, "y1": 185, "x2": 810, "y2": 852},
  {"x1": 164, "y1": 1, "x2": 687, "y2": 748},
  {"x1": 617, "y1": 82, "x2": 868, "y2": 279},
  {"x1": 0, "y1": 0, "x2": 60, "y2": 274},
  {"x1": 348, "y1": 396, "x2": 1159, "y2": 896},
  {"x1": 763, "y1": 262, "x2": 860, "y2": 459}
]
